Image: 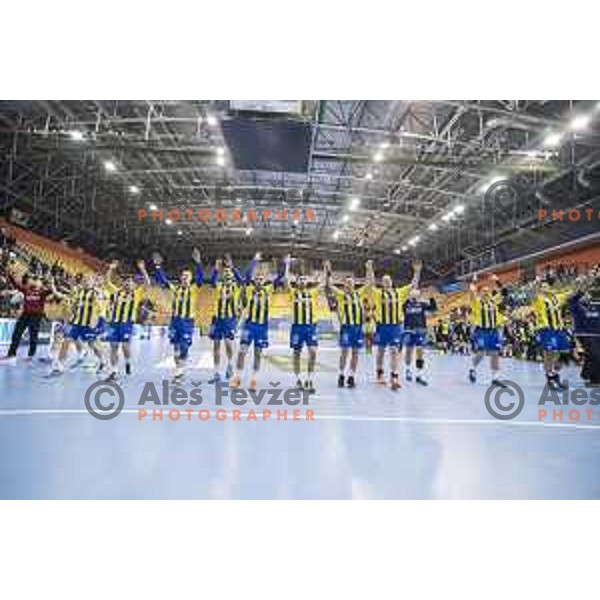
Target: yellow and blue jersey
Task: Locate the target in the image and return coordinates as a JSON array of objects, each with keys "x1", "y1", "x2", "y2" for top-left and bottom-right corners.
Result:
[
  {"x1": 212, "y1": 282, "x2": 241, "y2": 320},
  {"x1": 244, "y1": 284, "x2": 273, "y2": 325},
  {"x1": 71, "y1": 289, "x2": 104, "y2": 327},
  {"x1": 372, "y1": 285, "x2": 411, "y2": 325},
  {"x1": 289, "y1": 287, "x2": 319, "y2": 325},
  {"x1": 108, "y1": 287, "x2": 145, "y2": 324},
  {"x1": 154, "y1": 264, "x2": 203, "y2": 320},
  {"x1": 335, "y1": 288, "x2": 368, "y2": 326},
  {"x1": 470, "y1": 295, "x2": 501, "y2": 329},
  {"x1": 532, "y1": 292, "x2": 569, "y2": 330}
]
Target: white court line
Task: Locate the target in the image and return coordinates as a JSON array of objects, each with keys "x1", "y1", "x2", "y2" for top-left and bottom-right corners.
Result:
[{"x1": 1, "y1": 408, "x2": 599, "y2": 430}]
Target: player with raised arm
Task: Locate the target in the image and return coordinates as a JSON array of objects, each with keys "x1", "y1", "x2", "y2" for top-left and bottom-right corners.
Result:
[
  {"x1": 207, "y1": 254, "x2": 247, "y2": 384},
  {"x1": 281, "y1": 255, "x2": 325, "y2": 393},
  {"x1": 367, "y1": 259, "x2": 422, "y2": 390},
  {"x1": 229, "y1": 252, "x2": 284, "y2": 392},
  {"x1": 325, "y1": 259, "x2": 371, "y2": 389},
  {"x1": 153, "y1": 248, "x2": 204, "y2": 382},
  {"x1": 468, "y1": 273, "x2": 506, "y2": 387},
  {"x1": 104, "y1": 259, "x2": 151, "y2": 380}
]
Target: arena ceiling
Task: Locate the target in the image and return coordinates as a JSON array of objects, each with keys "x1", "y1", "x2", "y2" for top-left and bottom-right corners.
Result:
[{"x1": 1, "y1": 100, "x2": 599, "y2": 279}]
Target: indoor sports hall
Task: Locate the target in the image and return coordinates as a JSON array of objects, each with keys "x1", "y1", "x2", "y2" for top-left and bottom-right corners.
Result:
[{"x1": 1, "y1": 100, "x2": 600, "y2": 500}]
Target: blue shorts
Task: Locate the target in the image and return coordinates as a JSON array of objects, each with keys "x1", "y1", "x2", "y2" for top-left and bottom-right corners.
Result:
[
  {"x1": 168, "y1": 317, "x2": 195, "y2": 358},
  {"x1": 472, "y1": 327, "x2": 501, "y2": 352},
  {"x1": 339, "y1": 324, "x2": 364, "y2": 349},
  {"x1": 107, "y1": 322, "x2": 134, "y2": 344},
  {"x1": 403, "y1": 329, "x2": 427, "y2": 347},
  {"x1": 241, "y1": 322, "x2": 269, "y2": 349},
  {"x1": 67, "y1": 324, "x2": 99, "y2": 342},
  {"x1": 374, "y1": 324, "x2": 402, "y2": 348},
  {"x1": 537, "y1": 328, "x2": 572, "y2": 352},
  {"x1": 290, "y1": 324, "x2": 318, "y2": 350},
  {"x1": 209, "y1": 317, "x2": 237, "y2": 341}
]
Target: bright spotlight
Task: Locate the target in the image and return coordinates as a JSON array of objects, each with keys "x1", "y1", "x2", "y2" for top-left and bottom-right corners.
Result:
[
  {"x1": 342, "y1": 214, "x2": 350, "y2": 223},
  {"x1": 216, "y1": 146, "x2": 226, "y2": 156},
  {"x1": 442, "y1": 213, "x2": 453, "y2": 222},
  {"x1": 206, "y1": 115, "x2": 218, "y2": 127},
  {"x1": 165, "y1": 218, "x2": 173, "y2": 225},
  {"x1": 349, "y1": 197, "x2": 360, "y2": 211},
  {"x1": 380, "y1": 142, "x2": 390, "y2": 150},
  {"x1": 373, "y1": 151, "x2": 384, "y2": 163},
  {"x1": 401, "y1": 245, "x2": 408, "y2": 252},
  {"x1": 149, "y1": 203, "x2": 158, "y2": 211},
  {"x1": 216, "y1": 155, "x2": 226, "y2": 167},
  {"x1": 544, "y1": 132, "x2": 562, "y2": 148},
  {"x1": 570, "y1": 114, "x2": 590, "y2": 131},
  {"x1": 177, "y1": 230, "x2": 183, "y2": 236},
  {"x1": 332, "y1": 230, "x2": 340, "y2": 240},
  {"x1": 129, "y1": 185, "x2": 140, "y2": 194},
  {"x1": 394, "y1": 248, "x2": 401, "y2": 255},
  {"x1": 454, "y1": 204, "x2": 465, "y2": 214},
  {"x1": 69, "y1": 130, "x2": 84, "y2": 141},
  {"x1": 245, "y1": 228, "x2": 253, "y2": 236},
  {"x1": 365, "y1": 172, "x2": 373, "y2": 180},
  {"x1": 428, "y1": 223, "x2": 438, "y2": 231},
  {"x1": 104, "y1": 160, "x2": 117, "y2": 172}
]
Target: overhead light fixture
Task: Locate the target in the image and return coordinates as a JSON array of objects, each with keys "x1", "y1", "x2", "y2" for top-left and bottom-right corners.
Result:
[
  {"x1": 570, "y1": 114, "x2": 591, "y2": 131},
  {"x1": 543, "y1": 132, "x2": 562, "y2": 148},
  {"x1": 442, "y1": 213, "x2": 453, "y2": 222},
  {"x1": 129, "y1": 185, "x2": 140, "y2": 194},
  {"x1": 216, "y1": 155, "x2": 226, "y2": 167},
  {"x1": 373, "y1": 151, "x2": 384, "y2": 162},
  {"x1": 206, "y1": 115, "x2": 218, "y2": 127},
  {"x1": 454, "y1": 204, "x2": 465, "y2": 214},
  {"x1": 149, "y1": 203, "x2": 158, "y2": 211},
  {"x1": 165, "y1": 218, "x2": 173, "y2": 225},
  {"x1": 394, "y1": 248, "x2": 401, "y2": 255},
  {"x1": 177, "y1": 230, "x2": 183, "y2": 236},
  {"x1": 349, "y1": 197, "x2": 360, "y2": 211},
  {"x1": 342, "y1": 214, "x2": 350, "y2": 223},
  {"x1": 333, "y1": 230, "x2": 340, "y2": 240},
  {"x1": 401, "y1": 245, "x2": 408, "y2": 252},
  {"x1": 104, "y1": 160, "x2": 117, "y2": 172},
  {"x1": 356, "y1": 239, "x2": 364, "y2": 247},
  {"x1": 69, "y1": 130, "x2": 84, "y2": 141},
  {"x1": 428, "y1": 223, "x2": 438, "y2": 231},
  {"x1": 408, "y1": 235, "x2": 420, "y2": 246},
  {"x1": 216, "y1": 146, "x2": 226, "y2": 156},
  {"x1": 380, "y1": 142, "x2": 390, "y2": 150},
  {"x1": 245, "y1": 228, "x2": 253, "y2": 236},
  {"x1": 365, "y1": 172, "x2": 373, "y2": 180}
]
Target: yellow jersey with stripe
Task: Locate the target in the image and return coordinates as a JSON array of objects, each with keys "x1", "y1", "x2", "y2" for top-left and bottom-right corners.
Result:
[
  {"x1": 168, "y1": 285, "x2": 198, "y2": 320},
  {"x1": 372, "y1": 285, "x2": 411, "y2": 325},
  {"x1": 289, "y1": 287, "x2": 319, "y2": 325},
  {"x1": 470, "y1": 295, "x2": 501, "y2": 329},
  {"x1": 71, "y1": 289, "x2": 104, "y2": 327},
  {"x1": 244, "y1": 284, "x2": 273, "y2": 325},
  {"x1": 213, "y1": 282, "x2": 241, "y2": 320},
  {"x1": 533, "y1": 292, "x2": 568, "y2": 330},
  {"x1": 109, "y1": 287, "x2": 145, "y2": 324},
  {"x1": 335, "y1": 288, "x2": 368, "y2": 326}
]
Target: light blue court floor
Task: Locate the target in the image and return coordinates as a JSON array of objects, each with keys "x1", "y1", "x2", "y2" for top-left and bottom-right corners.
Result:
[{"x1": 1, "y1": 334, "x2": 600, "y2": 499}]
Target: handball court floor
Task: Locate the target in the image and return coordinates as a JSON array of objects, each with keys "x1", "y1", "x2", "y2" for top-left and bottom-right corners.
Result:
[{"x1": 1, "y1": 333, "x2": 600, "y2": 500}]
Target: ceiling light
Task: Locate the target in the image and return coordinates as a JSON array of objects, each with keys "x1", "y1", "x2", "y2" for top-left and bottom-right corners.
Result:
[
  {"x1": 373, "y1": 151, "x2": 384, "y2": 162},
  {"x1": 428, "y1": 223, "x2": 438, "y2": 231},
  {"x1": 149, "y1": 203, "x2": 158, "y2": 211},
  {"x1": 216, "y1": 146, "x2": 226, "y2": 156},
  {"x1": 394, "y1": 248, "x2": 401, "y2": 255},
  {"x1": 408, "y1": 235, "x2": 420, "y2": 246},
  {"x1": 104, "y1": 160, "x2": 117, "y2": 172},
  {"x1": 333, "y1": 230, "x2": 340, "y2": 240},
  {"x1": 342, "y1": 214, "x2": 350, "y2": 223},
  {"x1": 349, "y1": 197, "x2": 360, "y2": 211},
  {"x1": 570, "y1": 114, "x2": 590, "y2": 131},
  {"x1": 216, "y1": 155, "x2": 226, "y2": 167},
  {"x1": 245, "y1": 228, "x2": 252, "y2": 236},
  {"x1": 454, "y1": 204, "x2": 465, "y2": 214},
  {"x1": 165, "y1": 218, "x2": 173, "y2": 225},
  {"x1": 401, "y1": 245, "x2": 408, "y2": 252},
  {"x1": 177, "y1": 230, "x2": 183, "y2": 236},
  {"x1": 69, "y1": 130, "x2": 84, "y2": 141},
  {"x1": 442, "y1": 213, "x2": 453, "y2": 222},
  {"x1": 543, "y1": 132, "x2": 562, "y2": 148},
  {"x1": 380, "y1": 142, "x2": 390, "y2": 150},
  {"x1": 129, "y1": 185, "x2": 140, "y2": 194},
  {"x1": 206, "y1": 115, "x2": 218, "y2": 127},
  {"x1": 356, "y1": 239, "x2": 363, "y2": 247},
  {"x1": 365, "y1": 172, "x2": 373, "y2": 180}
]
